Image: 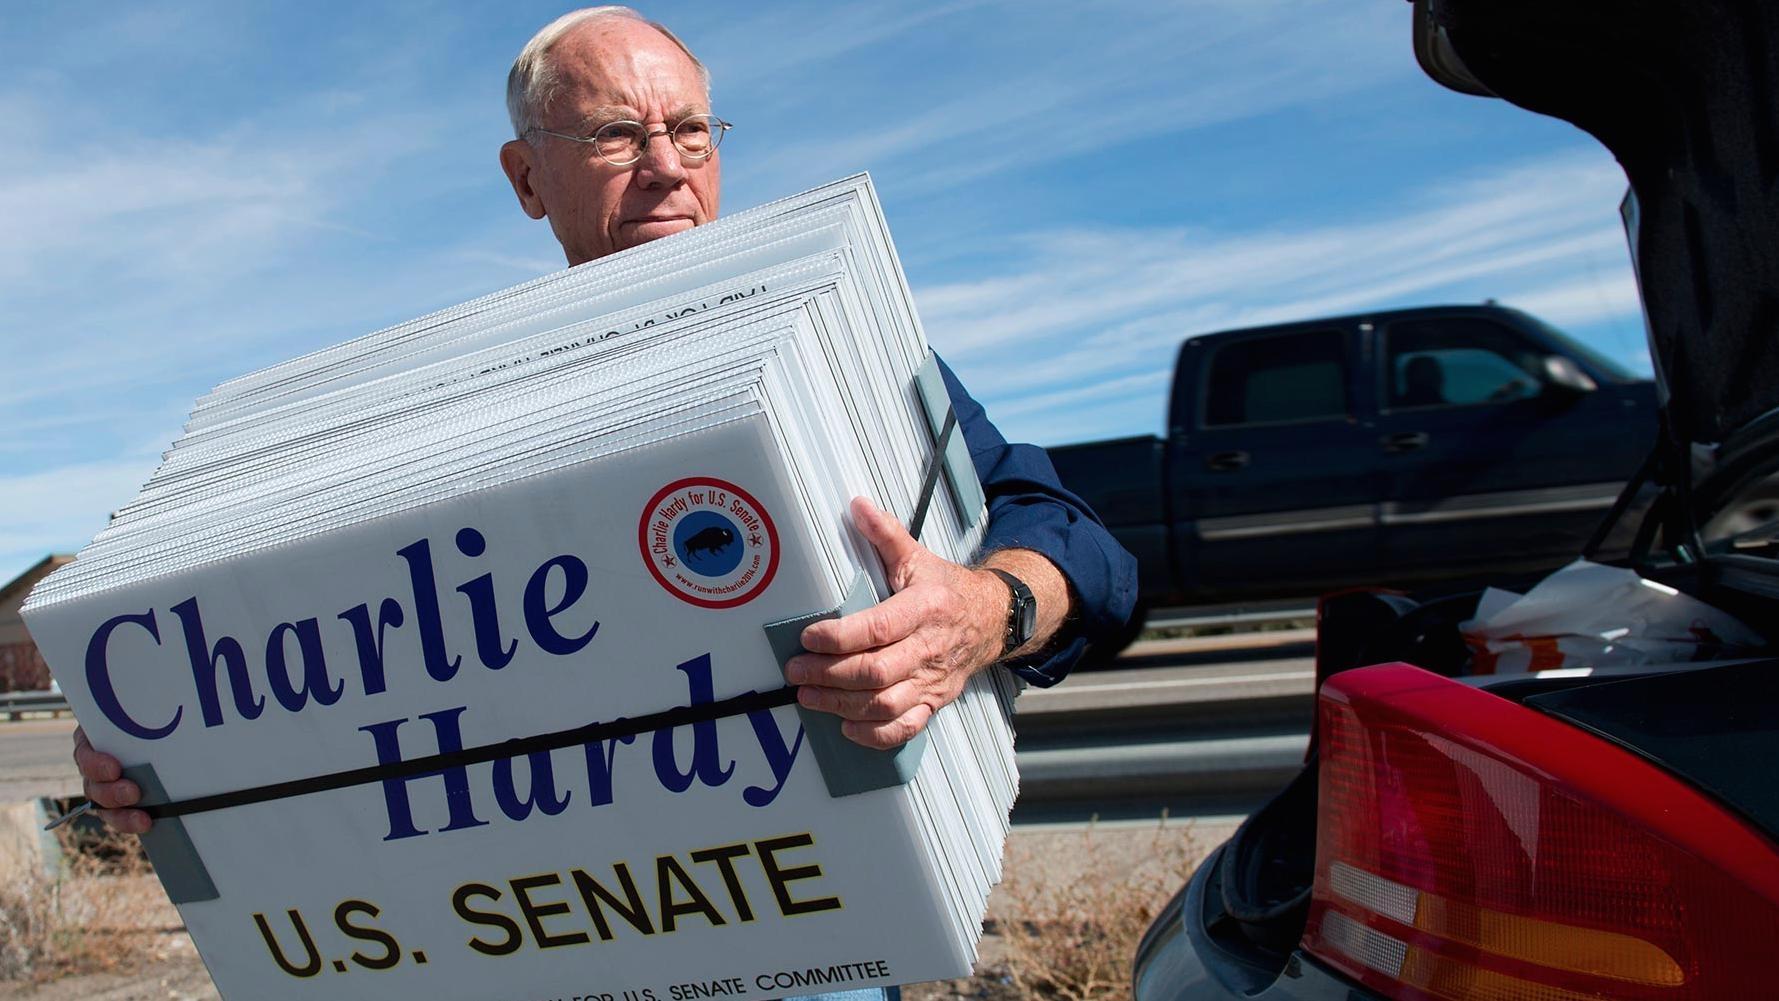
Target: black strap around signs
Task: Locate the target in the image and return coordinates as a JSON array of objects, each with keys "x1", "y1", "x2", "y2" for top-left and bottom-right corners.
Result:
[
  {"x1": 908, "y1": 406, "x2": 957, "y2": 542},
  {"x1": 142, "y1": 686, "x2": 798, "y2": 820},
  {"x1": 140, "y1": 408, "x2": 959, "y2": 821}
]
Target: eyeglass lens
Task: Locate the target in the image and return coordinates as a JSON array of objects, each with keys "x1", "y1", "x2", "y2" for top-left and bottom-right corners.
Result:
[{"x1": 593, "y1": 114, "x2": 722, "y2": 164}]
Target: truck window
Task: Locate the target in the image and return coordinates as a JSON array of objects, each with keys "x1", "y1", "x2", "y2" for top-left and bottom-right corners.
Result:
[
  {"x1": 1203, "y1": 329, "x2": 1350, "y2": 427},
  {"x1": 1384, "y1": 317, "x2": 1546, "y2": 410}
]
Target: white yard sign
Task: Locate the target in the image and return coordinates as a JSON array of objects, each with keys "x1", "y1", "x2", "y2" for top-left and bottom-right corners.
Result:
[{"x1": 28, "y1": 418, "x2": 964, "y2": 1000}]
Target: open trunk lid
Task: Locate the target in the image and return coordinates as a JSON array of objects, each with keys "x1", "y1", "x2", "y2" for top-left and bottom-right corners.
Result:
[{"x1": 1414, "y1": 0, "x2": 1779, "y2": 448}]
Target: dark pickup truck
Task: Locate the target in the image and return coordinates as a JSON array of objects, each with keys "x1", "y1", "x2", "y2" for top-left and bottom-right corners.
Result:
[{"x1": 1049, "y1": 303, "x2": 1660, "y2": 610}]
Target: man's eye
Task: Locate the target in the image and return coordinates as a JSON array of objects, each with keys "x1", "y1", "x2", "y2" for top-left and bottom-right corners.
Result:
[{"x1": 595, "y1": 123, "x2": 646, "y2": 145}]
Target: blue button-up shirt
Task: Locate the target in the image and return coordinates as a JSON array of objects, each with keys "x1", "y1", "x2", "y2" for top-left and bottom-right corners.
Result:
[{"x1": 938, "y1": 357, "x2": 1139, "y2": 687}]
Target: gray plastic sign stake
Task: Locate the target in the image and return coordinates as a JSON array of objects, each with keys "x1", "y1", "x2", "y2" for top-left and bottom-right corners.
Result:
[
  {"x1": 762, "y1": 572, "x2": 928, "y2": 797},
  {"x1": 121, "y1": 764, "x2": 220, "y2": 904},
  {"x1": 913, "y1": 354, "x2": 986, "y2": 532}
]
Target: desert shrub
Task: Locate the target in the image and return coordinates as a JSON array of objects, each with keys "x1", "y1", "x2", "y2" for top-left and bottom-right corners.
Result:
[
  {"x1": 0, "y1": 829, "x2": 180, "y2": 984},
  {"x1": 994, "y1": 822, "x2": 1198, "y2": 1000},
  {"x1": 908, "y1": 821, "x2": 1201, "y2": 1001}
]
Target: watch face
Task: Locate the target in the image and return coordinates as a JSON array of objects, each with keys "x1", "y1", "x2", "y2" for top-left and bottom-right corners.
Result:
[
  {"x1": 1015, "y1": 594, "x2": 1036, "y2": 644},
  {"x1": 991, "y1": 568, "x2": 1035, "y2": 655}
]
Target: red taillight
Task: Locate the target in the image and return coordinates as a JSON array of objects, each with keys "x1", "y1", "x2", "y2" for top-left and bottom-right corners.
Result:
[{"x1": 1303, "y1": 664, "x2": 1779, "y2": 1001}]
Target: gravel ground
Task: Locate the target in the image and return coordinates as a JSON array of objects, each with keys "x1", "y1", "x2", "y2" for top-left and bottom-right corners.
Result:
[
  {"x1": 11, "y1": 819, "x2": 1236, "y2": 1001},
  {"x1": 15, "y1": 955, "x2": 220, "y2": 1001}
]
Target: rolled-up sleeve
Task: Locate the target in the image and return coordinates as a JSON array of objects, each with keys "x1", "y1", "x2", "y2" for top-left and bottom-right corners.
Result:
[{"x1": 937, "y1": 356, "x2": 1139, "y2": 687}]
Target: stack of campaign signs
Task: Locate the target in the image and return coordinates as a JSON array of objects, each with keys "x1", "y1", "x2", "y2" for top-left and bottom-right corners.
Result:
[{"x1": 23, "y1": 175, "x2": 1020, "y2": 1000}]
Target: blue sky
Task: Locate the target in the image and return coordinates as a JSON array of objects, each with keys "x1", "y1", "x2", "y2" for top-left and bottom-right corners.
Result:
[{"x1": 0, "y1": 1, "x2": 1644, "y2": 585}]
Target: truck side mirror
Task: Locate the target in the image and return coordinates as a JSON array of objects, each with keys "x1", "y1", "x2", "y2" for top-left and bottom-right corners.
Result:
[{"x1": 1542, "y1": 354, "x2": 1598, "y2": 396}]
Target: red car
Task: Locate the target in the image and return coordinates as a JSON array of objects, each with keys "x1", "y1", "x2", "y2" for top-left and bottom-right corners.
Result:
[{"x1": 1132, "y1": 1, "x2": 1779, "y2": 998}]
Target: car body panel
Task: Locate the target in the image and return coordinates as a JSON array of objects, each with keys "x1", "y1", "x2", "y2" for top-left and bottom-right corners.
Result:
[
  {"x1": 1172, "y1": 322, "x2": 1379, "y2": 597},
  {"x1": 1526, "y1": 658, "x2": 1779, "y2": 844},
  {"x1": 1417, "y1": 0, "x2": 1779, "y2": 446},
  {"x1": 1369, "y1": 308, "x2": 1654, "y2": 573},
  {"x1": 1134, "y1": 845, "x2": 1382, "y2": 1001}
]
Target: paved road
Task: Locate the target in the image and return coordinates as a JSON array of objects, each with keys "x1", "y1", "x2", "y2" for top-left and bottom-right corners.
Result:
[{"x1": 0, "y1": 717, "x2": 80, "y2": 802}]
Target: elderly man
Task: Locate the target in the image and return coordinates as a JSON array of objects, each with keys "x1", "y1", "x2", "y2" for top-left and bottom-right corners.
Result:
[{"x1": 73, "y1": 7, "x2": 1137, "y2": 997}]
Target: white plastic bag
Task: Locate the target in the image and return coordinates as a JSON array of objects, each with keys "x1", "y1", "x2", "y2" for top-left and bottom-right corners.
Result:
[{"x1": 1461, "y1": 559, "x2": 1765, "y2": 674}]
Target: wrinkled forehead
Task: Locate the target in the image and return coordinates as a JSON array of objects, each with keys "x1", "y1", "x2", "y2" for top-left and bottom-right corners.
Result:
[{"x1": 545, "y1": 21, "x2": 709, "y2": 125}]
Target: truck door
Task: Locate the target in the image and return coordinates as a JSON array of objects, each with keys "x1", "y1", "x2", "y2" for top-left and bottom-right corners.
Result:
[
  {"x1": 1370, "y1": 312, "x2": 1647, "y2": 579},
  {"x1": 1173, "y1": 325, "x2": 1380, "y2": 598}
]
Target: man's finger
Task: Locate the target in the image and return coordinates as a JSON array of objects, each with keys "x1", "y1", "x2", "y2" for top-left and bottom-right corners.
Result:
[
  {"x1": 850, "y1": 496, "x2": 924, "y2": 582},
  {"x1": 73, "y1": 739, "x2": 122, "y2": 784},
  {"x1": 797, "y1": 679, "x2": 922, "y2": 721},
  {"x1": 95, "y1": 808, "x2": 152, "y2": 835},
  {"x1": 84, "y1": 777, "x2": 140, "y2": 810},
  {"x1": 799, "y1": 588, "x2": 923, "y2": 656},
  {"x1": 786, "y1": 639, "x2": 919, "y2": 689},
  {"x1": 840, "y1": 703, "x2": 934, "y2": 750}
]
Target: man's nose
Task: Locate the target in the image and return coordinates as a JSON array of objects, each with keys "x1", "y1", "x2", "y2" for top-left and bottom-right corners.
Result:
[{"x1": 633, "y1": 128, "x2": 688, "y2": 186}]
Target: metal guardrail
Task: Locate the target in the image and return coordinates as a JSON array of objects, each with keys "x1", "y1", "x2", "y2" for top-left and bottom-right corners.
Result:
[
  {"x1": 1, "y1": 690, "x2": 71, "y2": 720},
  {"x1": 1143, "y1": 600, "x2": 1317, "y2": 634},
  {"x1": 1012, "y1": 657, "x2": 1316, "y2": 816},
  {"x1": 1017, "y1": 733, "x2": 1308, "y2": 804},
  {"x1": 1143, "y1": 603, "x2": 1317, "y2": 633}
]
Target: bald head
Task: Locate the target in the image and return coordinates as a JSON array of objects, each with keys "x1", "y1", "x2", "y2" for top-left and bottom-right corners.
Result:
[
  {"x1": 506, "y1": 6, "x2": 708, "y2": 140},
  {"x1": 498, "y1": 8, "x2": 722, "y2": 266}
]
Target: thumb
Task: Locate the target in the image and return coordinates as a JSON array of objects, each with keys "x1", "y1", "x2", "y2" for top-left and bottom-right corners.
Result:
[{"x1": 851, "y1": 496, "x2": 924, "y2": 585}]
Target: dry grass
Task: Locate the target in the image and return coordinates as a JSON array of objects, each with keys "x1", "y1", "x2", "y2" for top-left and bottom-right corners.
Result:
[
  {"x1": 911, "y1": 821, "x2": 1203, "y2": 1001},
  {"x1": 996, "y1": 823, "x2": 1199, "y2": 1000},
  {"x1": 0, "y1": 830, "x2": 184, "y2": 985},
  {"x1": 3, "y1": 822, "x2": 1204, "y2": 999}
]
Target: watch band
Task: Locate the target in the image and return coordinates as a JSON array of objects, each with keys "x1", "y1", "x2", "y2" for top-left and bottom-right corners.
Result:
[{"x1": 986, "y1": 568, "x2": 1036, "y2": 658}]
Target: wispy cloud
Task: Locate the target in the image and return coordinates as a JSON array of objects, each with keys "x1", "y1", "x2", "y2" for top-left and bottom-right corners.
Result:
[
  {"x1": 983, "y1": 370, "x2": 1175, "y2": 448},
  {"x1": 725, "y1": 1, "x2": 1411, "y2": 199},
  {"x1": 450, "y1": 247, "x2": 568, "y2": 276},
  {"x1": 1501, "y1": 273, "x2": 1643, "y2": 329},
  {"x1": 0, "y1": 79, "x2": 522, "y2": 454},
  {"x1": 698, "y1": 0, "x2": 999, "y2": 91},
  {"x1": 990, "y1": 369, "x2": 1172, "y2": 421},
  {"x1": 925, "y1": 152, "x2": 1642, "y2": 444},
  {"x1": 0, "y1": 39, "x2": 554, "y2": 591},
  {"x1": 0, "y1": 456, "x2": 162, "y2": 584}
]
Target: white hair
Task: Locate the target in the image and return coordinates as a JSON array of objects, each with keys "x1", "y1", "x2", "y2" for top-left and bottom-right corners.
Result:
[{"x1": 506, "y1": 6, "x2": 711, "y2": 140}]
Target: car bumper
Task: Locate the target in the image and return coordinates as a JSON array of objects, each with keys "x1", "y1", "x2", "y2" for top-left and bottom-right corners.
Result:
[{"x1": 1133, "y1": 843, "x2": 1385, "y2": 1001}]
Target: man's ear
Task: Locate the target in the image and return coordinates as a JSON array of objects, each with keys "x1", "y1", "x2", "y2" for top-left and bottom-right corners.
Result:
[{"x1": 499, "y1": 139, "x2": 548, "y2": 220}]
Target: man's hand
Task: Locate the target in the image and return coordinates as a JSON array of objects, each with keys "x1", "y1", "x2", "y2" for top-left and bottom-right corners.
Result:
[
  {"x1": 72, "y1": 727, "x2": 152, "y2": 834},
  {"x1": 785, "y1": 497, "x2": 1069, "y2": 749}
]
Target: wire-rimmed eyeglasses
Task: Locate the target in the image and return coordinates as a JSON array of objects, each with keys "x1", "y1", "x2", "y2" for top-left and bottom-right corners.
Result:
[{"x1": 528, "y1": 113, "x2": 731, "y2": 167}]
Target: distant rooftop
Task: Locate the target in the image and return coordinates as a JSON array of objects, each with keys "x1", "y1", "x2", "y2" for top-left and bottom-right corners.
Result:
[{"x1": 1, "y1": 555, "x2": 75, "y2": 611}]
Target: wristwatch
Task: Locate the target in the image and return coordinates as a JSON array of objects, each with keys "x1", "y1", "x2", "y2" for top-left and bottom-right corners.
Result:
[{"x1": 986, "y1": 568, "x2": 1036, "y2": 658}]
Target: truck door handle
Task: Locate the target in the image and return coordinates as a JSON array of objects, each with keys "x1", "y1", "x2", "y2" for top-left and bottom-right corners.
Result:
[
  {"x1": 1381, "y1": 431, "x2": 1430, "y2": 453},
  {"x1": 1206, "y1": 450, "x2": 1250, "y2": 472}
]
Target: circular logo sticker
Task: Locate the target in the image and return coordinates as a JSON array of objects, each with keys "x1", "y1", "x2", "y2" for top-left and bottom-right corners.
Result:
[{"x1": 639, "y1": 477, "x2": 780, "y2": 608}]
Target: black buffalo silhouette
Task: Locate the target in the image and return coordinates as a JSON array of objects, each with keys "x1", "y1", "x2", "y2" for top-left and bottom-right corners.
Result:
[{"x1": 682, "y1": 526, "x2": 737, "y2": 560}]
